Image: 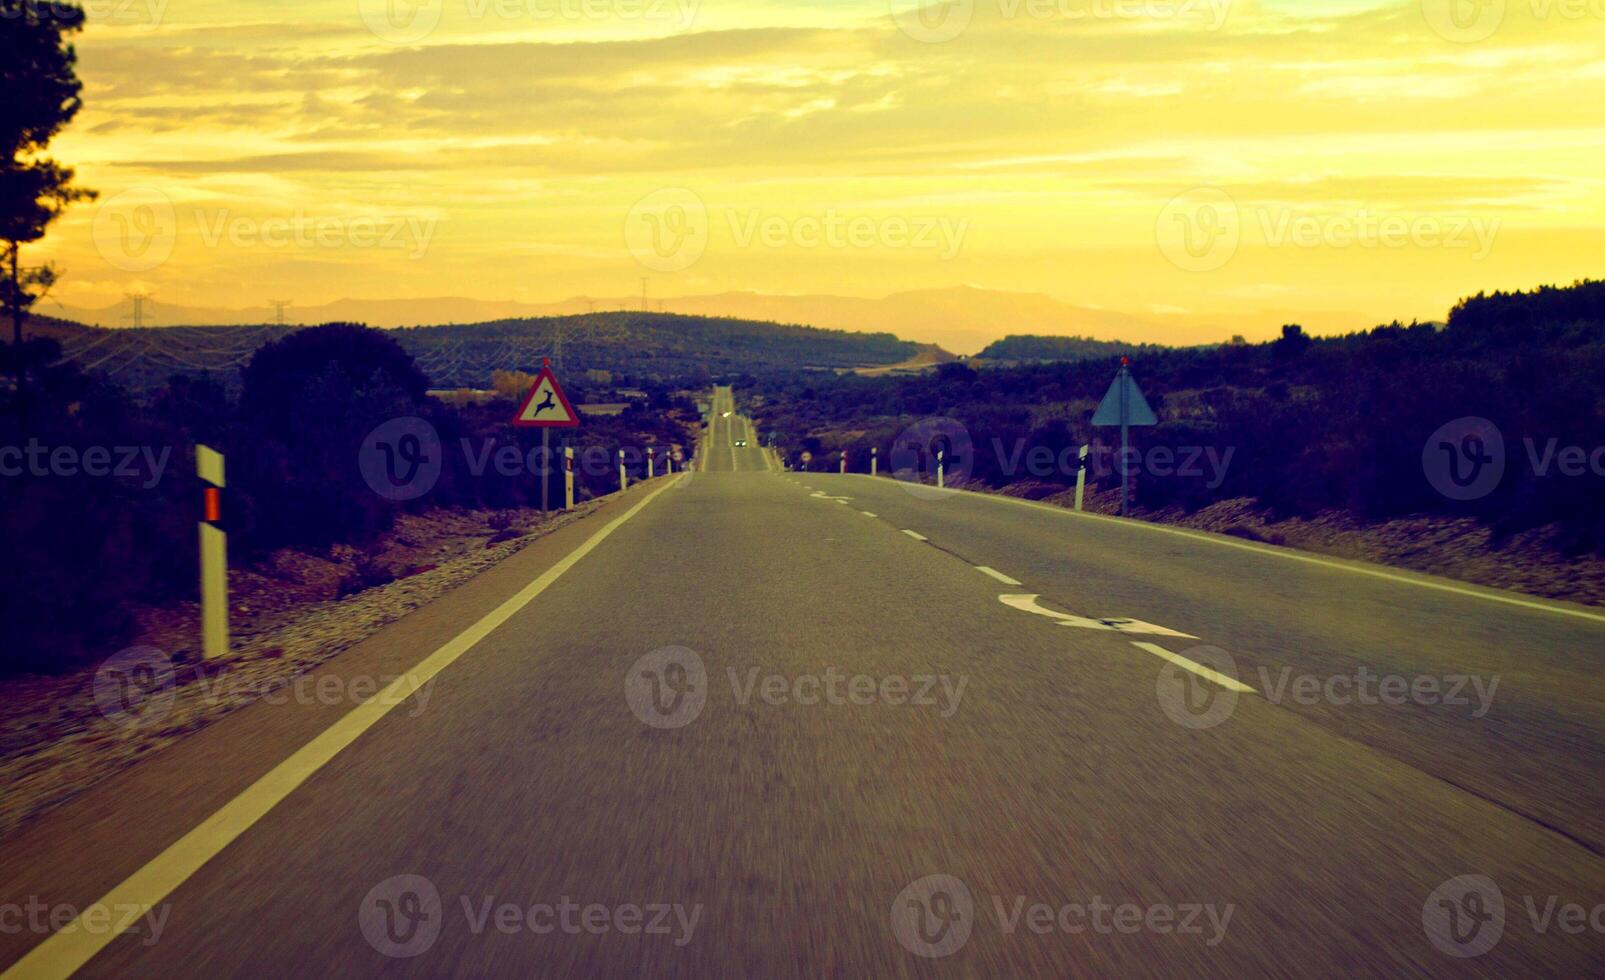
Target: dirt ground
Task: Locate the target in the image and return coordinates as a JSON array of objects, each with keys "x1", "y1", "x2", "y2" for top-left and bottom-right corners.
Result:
[{"x1": 994, "y1": 478, "x2": 1605, "y2": 608}]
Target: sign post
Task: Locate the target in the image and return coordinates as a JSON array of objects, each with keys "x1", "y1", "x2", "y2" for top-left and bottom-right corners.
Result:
[
  {"x1": 1091, "y1": 357, "x2": 1158, "y2": 516},
  {"x1": 512, "y1": 359, "x2": 580, "y2": 513},
  {"x1": 196, "y1": 445, "x2": 228, "y2": 660}
]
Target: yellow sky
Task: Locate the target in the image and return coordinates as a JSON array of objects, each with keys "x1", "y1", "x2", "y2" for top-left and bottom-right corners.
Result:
[{"x1": 33, "y1": 0, "x2": 1605, "y2": 343}]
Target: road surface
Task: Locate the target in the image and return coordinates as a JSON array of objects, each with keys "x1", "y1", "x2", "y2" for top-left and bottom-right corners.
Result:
[
  {"x1": 702, "y1": 386, "x2": 772, "y2": 473},
  {"x1": 2, "y1": 390, "x2": 1602, "y2": 977}
]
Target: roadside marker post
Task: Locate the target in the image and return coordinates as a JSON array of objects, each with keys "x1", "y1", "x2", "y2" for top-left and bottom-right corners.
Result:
[
  {"x1": 511, "y1": 359, "x2": 580, "y2": 514},
  {"x1": 1091, "y1": 357, "x2": 1158, "y2": 517},
  {"x1": 619, "y1": 449, "x2": 627, "y2": 492},
  {"x1": 196, "y1": 445, "x2": 228, "y2": 660},
  {"x1": 1074, "y1": 444, "x2": 1090, "y2": 511},
  {"x1": 564, "y1": 446, "x2": 575, "y2": 510},
  {"x1": 648, "y1": 447, "x2": 656, "y2": 480},
  {"x1": 871, "y1": 446, "x2": 878, "y2": 477},
  {"x1": 841, "y1": 452, "x2": 847, "y2": 474},
  {"x1": 937, "y1": 449, "x2": 945, "y2": 489}
]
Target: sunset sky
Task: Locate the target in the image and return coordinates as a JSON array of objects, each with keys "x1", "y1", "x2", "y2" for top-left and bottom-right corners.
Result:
[{"x1": 34, "y1": 0, "x2": 1605, "y2": 346}]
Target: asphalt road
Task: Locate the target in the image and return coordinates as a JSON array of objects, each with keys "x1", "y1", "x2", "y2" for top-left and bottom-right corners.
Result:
[
  {"x1": 2, "y1": 392, "x2": 1602, "y2": 977},
  {"x1": 702, "y1": 386, "x2": 772, "y2": 473}
]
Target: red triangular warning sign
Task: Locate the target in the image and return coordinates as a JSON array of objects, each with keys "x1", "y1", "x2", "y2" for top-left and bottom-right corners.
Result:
[{"x1": 512, "y1": 364, "x2": 580, "y2": 427}]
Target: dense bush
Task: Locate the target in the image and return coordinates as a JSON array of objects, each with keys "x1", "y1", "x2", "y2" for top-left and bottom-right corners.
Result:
[
  {"x1": 0, "y1": 324, "x2": 695, "y2": 675},
  {"x1": 754, "y1": 281, "x2": 1605, "y2": 552}
]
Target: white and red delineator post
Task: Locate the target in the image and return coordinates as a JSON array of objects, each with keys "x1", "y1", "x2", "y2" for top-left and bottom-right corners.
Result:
[{"x1": 197, "y1": 444, "x2": 228, "y2": 660}]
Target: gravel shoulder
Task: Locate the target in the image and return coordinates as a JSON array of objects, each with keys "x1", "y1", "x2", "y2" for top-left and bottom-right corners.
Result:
[{"x1": 989, "y1": 478, "x2": 1604, "y2": 608}]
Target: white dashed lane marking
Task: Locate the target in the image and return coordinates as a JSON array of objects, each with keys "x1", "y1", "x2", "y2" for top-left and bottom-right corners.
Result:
[{"x1": 902, "y1": 530, "x2": 929, "y2": 541}]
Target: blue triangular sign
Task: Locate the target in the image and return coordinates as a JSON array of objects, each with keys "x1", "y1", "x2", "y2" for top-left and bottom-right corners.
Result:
[{"x1": 1091, "y1": 367, "x2": 1157, "y2": 427}]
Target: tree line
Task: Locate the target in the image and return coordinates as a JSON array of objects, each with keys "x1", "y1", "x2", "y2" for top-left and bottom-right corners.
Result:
[{"x1": 755, "y1": 282, "x2": 1605, "y2": 556}]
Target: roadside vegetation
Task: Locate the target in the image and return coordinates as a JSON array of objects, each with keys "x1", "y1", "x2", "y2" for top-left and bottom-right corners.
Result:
[
  {"x1": 0, "y1": 324, "x2": 695, "y2": 675},
  {"x1": 754, "y1": 280, "x2": 1605, "y2": 559}
]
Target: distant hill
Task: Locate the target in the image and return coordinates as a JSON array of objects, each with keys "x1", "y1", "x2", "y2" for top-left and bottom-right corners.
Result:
[
  {"x1": 393, "y1": 313, "x2": 919, "y2": 386},
  {"x1": 975, "y1": 335, "x2": 1161, "y2": 364},
  {"x1": 44, "y1": 285, "x2": 1258, "y2": 354},
  {"x1": 24, "y1": 311, "x2": 922, "y2": 393}
]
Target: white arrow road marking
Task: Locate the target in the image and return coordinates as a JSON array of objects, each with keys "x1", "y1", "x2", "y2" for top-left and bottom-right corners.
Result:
[
  {"x1": 1130, "y1": 641, "x2": 1257, "y2": 693},
  {"x1": 999, "y1": 593, "x2": 1119, "y2": 630},
  {"x1": 1077, "y1": 618, "x2": 1197, "y2": 638},
  {"x1": 997, "y1": 594, "x2": 1198, "y2": 638},
  {"x1": 809, "y1": 491, "x2": 852, "y2": 502}
]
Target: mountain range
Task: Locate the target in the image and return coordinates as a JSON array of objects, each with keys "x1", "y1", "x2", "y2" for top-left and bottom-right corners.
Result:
[{"x1": 43, "y1": 287, "x2": 1335, "y2": 355}]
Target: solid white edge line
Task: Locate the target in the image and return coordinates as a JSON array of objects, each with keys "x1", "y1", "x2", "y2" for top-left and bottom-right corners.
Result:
[
  {"x1": 901, "y1": 530, "x2": 929, "y2": 541},
  {"x1": 831, "y1": 474, "x2": 1605, "y2": 626},
  {"x1": 1, "y1": 480, "x2": 678, "y2": 980},
  {"x1": 1130, "y1": 641, "x2": 1257, "y2": 694},
  {"x1": 975, "y1": 566, "x2": 1023, "y2": 586}
]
